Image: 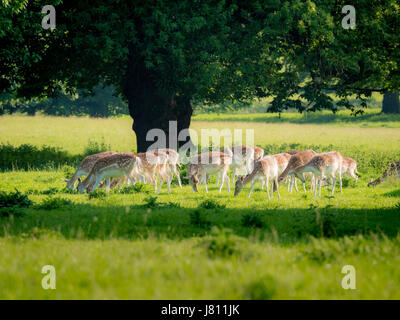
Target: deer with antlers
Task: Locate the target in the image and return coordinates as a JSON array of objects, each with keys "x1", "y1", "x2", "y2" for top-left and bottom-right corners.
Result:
[
  {"x1": 288, "y1": 151, "x2": 344, "y2": 196},
  {"x1": 76, "y1": 152, "x2": 143, "y2": 193},
  {"x1": 189, "y1": 151, "x2": 232, "y2": 193},
  {"x1": 64, "y1": 151, "x2": 117, "y2": 190},
  {"x1": 234, "y1": 155, "x2": 280, "y2": 199}
]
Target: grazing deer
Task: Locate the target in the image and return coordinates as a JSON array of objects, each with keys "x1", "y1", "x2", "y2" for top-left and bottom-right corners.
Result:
[
  {"x1": 277, "y1": 150, "x2": 317, "y2": 192},
  {"x1": 234, "y1": 155, "x2": 280, "y2": 199},
  {"x1": 342, "y1": 157, "x2": 359, "y2": 183},
  {"x1": 151, "y1": 148, "x2": 182, "y2": 188},
  {"x1": 136, "y1": 152, "x2": 172, "y2": 193},
  {"x1": 189, "y1": 151, "x2": 232, "y2": 193},
  {"x1": 221, "y1": 145, "x2": 255, "y2": 185},
  {"x1": 76, "y1": 152, "x2": 143, "y2": 193},
  {"x1": 64, "y1": 151, "x2": 117, "y2": 190},
  {"x1": 368, "y1": 160, "x2": 400, "y2": 186},
  {"x1": 288, "y1": 151, "x2": 343, "y2": 196},
  {"x1": 261, "y1": 152, "x2": 292, "y2": 190}
]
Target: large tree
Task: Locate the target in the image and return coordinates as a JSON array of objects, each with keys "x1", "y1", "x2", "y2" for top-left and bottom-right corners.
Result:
[{"x1": 1, "y1": 1, "x2": 400, "y2": 151}]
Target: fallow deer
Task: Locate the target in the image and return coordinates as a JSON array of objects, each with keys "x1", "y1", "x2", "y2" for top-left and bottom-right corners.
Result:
[
  {"x1": 234, "y1": 155, "x2": 280, "y2": 199},
  {"x1": 135, "y1": 152, "x2": 172, "y2": 193},
  {"x1": 222, "y1": 145, "x2": 255, "y2": 185},
  {"x1": 76, "y1": 152, "x2": 143, "y2": 193},
  {"x1": 64, "y1": 151, "x2": 117, "y2": 190},
  {"x1": 189, "y1": 151, "x2": 232, "y2": 193},
  {"x1": 342, "y1": 157, "x2": 359, "y2": 183},
  {"x1": 151, "y1": 148, "x2": 182, "y2": 188},
  {"x1": 277, "y1": 149, "x2": 317, "y2": 192},
  {"x1": 368, "y1": 160, "x2": 400, "y2": 186},
  {"x1": 288, "y1": 151, "x2": 343, "y2": 196}
]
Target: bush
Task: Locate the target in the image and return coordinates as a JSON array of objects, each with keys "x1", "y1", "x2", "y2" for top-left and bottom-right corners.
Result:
[
  {"x1": 143, "y1": 196, "x2": 158, "y2": 208},
  {"x1": 199, "y1": 199, "x2": 226, "y2": 210},
  {"x1": 0, "y1": 190, "x2": 34, "y2": 208},
  {"x1": 241, "y1": 212, "x2": 264, "y2": 228},
  {"x1": 36, "y1": 197, "x2": 73, "y2": 210}
]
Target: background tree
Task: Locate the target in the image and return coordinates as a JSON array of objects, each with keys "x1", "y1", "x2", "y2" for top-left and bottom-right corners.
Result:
[{"x1": 1, "y1": 0, "x2": 400, "y2": 151}]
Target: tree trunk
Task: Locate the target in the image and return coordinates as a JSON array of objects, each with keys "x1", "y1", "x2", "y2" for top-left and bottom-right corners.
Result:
[
  {"x1": 382, "y1": 91, "x2": 400, "y2": 114},
  {"x1": 123, "y1": 54, "x2": 193, "y2": 153}
]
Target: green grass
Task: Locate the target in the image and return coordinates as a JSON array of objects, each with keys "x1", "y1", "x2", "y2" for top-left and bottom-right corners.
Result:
[{"x1": 0, "y1": 114, "x2": 399, "y2": 299}]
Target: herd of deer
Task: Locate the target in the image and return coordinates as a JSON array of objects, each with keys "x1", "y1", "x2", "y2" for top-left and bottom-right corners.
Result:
[{"x1": 62, "y1": 145, "x2": 382, "y2": 199}]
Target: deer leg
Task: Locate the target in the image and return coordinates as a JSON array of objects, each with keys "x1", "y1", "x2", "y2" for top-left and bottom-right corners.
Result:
[
  {"x1": 218, "y1": 172, "x2": 225, "y2": 193},
  {"x1": 203, "y1": 173, "x2": 208, "y2": 193},
  {"x1": 172, "y1": 165, "x2": 182, "y2": 188},
  {"x1": 275, "y1": 177, "x2": 280, "y2": 199},
  {"x1": 248, "y1": 180, "x2": 256, "y2": 198},
  {"x1": 265, "y1": 177, "x2": 271, "y2": 200},
  {"x1": 225, "y1": 172, "x2": 230, "y2": 193}
]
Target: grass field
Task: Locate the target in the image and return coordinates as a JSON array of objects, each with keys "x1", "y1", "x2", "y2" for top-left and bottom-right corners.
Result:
[{"x1": 0, "y1": 112, "x2": 400, "y2": 299}]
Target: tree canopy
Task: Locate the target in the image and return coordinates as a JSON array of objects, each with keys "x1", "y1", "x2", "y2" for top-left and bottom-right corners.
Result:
[{"x1": 1, "y1": 0, "x2": 400, "y2": 150}]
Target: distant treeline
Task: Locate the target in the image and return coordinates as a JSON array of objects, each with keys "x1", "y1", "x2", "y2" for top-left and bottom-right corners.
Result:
[{"x1": 0, "y1": 86, "x2": 129, "y2": 117}]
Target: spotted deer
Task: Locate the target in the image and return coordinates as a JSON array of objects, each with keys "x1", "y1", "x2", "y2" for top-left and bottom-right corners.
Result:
[
  {"x1": 262, "y1": 152, "x2": 292, "y2": 190},
  {"x1": 234, "y1": 155, "x2": 280, "y2": 200},
  {"x1": 189, "y1": 151, "x2": 232, "y2": 193},
  {"x1": 220, "y1": 145, "x2": 255, "y2": 185},
  {"x1": 64, "y1": 151, "x2": 117, "y2": 190},
  {"x1": 76, "y1": 152, "x2": 143, "y2": 193},
  {"x1": 277, "y1": 150, "x2": 317, "y2": 192},
  {"x1": 135, "y1": 152, "x2": 172, "y2": 193},
  {"x1": 288, "y1": 151, "x2": 343, "y2": 196},
  {"x1": 151, "y1": 148, "x2": 182, "y2": 188},
  {"x1": 368, "y1": 160, "x2": 400, "y2": 186},
  {"x1": 342, "y1": 157, "x2": 359, "y2": 183}
]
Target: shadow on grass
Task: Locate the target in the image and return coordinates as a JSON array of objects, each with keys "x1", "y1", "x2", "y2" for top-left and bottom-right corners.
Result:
[
  {"x1": 0, "y1": 203, "x2": 399, "y2": 243},
  {"x1": 382, "y1": 189, "x2": 400, "y2": 197}
]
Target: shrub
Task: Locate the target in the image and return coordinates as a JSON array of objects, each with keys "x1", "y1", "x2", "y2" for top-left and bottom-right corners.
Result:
[
  {"x1": 36, "y1": 197, "x2": 73, "y2": 210},
  {"x1": 143, "y1": 196, "x2": 158, "y2": 208},
  {"x1": 199, "y1": 199, "x2": 226, "y2": 210},
  {"x1": 0, "y1": 190, "x2": 34, "y2": 208},
  {"x1": 241, "y1": 212, "x2": 264, "y2": 228}
]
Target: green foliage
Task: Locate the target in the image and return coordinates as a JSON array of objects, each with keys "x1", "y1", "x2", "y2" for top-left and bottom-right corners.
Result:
[
  {"x1": 202, "y1": 227, "x2": 241, "y2": 258},
  {"x1": 243, "y1": 276, "x2": 277, "y2": 300},
  {"x1": 241, "y1": 212, "x2": 264, "y2": 228},
  {"x1": 189, "y1": 210, "x2": 211, "y2": 228},
  {"x1": 83, "y1": 138, "x2": 111, "y2": 156},
  {"x1": 35, "y1": 197, "x2": 72, "y2": 210},
  {"x1": 143, "y1": 196, "x2": 158, "y2": 208},
  {"x1": 88, "y1": 189, "x2": 107, "y2": 200},
  {"x1": 198, "y1": 199, "x2": 226, "y2": 210},
  {"x1": 0, "y1": 189, "x2": 33, "y2": 208},
  {"x1": 0, "y1": 207, "x2": 24, "y2": 218}
]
